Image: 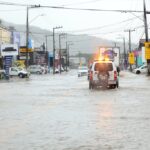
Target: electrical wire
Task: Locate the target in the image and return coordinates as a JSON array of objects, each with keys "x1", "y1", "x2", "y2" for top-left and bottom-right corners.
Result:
[
  {"x1": 0, "y1": 1, "x2": 148, "y2": 13},
  {"x1": 65, "y1": 16, "x2": 142, "y2": 33}
]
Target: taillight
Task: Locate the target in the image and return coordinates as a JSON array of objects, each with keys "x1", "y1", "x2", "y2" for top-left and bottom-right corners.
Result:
[
  {"x1": 90, "y1": 71, "x2": 93, "y2": 80},
  {"x1": 114, "y1": 71, "x2": 117, "y2": 80}
]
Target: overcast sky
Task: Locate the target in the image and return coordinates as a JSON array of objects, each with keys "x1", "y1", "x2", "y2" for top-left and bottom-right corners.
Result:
[{"x1": 0, "y1": 0, "x2": 150, "y2": 44}]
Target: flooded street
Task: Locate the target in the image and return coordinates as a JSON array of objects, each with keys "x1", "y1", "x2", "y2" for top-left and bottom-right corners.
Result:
[{"x1": 0, "y1": 70, "x2": 150, "y2": 150}]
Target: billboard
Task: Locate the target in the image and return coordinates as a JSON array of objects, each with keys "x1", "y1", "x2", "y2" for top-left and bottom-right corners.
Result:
[
  {"x1": 142, "y1": 47, "x2": 146, "y2": 63},
  {"x1": 1, "y1": 44, "x2": 18, "y2": 56},
  {"x1": 13, "y1": 32, "x2": 20, "y2": 46},
  {"x1": 128, "y1": 52, "x2": 135, "y2": 64},
  {"x1": 145, "y1": 42, "x2": 150, "y2": 60}
]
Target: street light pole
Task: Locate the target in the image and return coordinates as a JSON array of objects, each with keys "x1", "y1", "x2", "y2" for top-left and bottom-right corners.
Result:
[
  {"x1": 67, "y1": 43, "x2": 73, "y2": 68},
  {"x1": 59, "y1": 33, "x2": 66, "y2": 74},
  {"x1": 143, "y1": 0, "x2": 149, "y2": 42},
  {"x1": 59, "y1": 34, "x2": 61, "y2": 74},
  {"x1": 123, "y1": 37, "x2": 126, "y2": 69},
  {"x1": 29, "y1": 14, "x2": 45, "y2": 24},
  {"x1": 125, "y1": 29, "x2": 135, "y2": 71},
  {"x1": 26, "y1": 5, "x2": 41, "y2": 69},
  {"x1": 26, "y1": 6, "x2": 29, "y2": 69},
  {"x1": 52, "y1": 26, "x2": 63, "y2": 74},
  {"x1": 45, "y1": 35, "x2": 48, "y2": 51},
  {"x1": 65, "y1": 41, "x2": 68, "y2": 72},
  {"x1": 143, "y1": 0, "x2": 150, "y2": 75}
]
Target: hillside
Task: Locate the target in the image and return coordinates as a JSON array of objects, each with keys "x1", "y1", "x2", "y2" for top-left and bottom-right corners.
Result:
[{"x1": 0, "y1": 19, "x2": 137, "y2": 56}]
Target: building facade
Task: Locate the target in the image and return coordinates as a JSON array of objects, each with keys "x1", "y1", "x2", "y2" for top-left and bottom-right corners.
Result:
[{"x1": 0, "y1": 26, "x2": 11, "y2": 44}]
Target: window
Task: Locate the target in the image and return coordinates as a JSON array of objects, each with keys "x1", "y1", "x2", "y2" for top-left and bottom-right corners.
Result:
[
  {"x1": 94, "y1": 63, "x2": 113, "y2": 72},
  {"x1": 11, "y1": 68, "x2": 17, "y2": 72}
]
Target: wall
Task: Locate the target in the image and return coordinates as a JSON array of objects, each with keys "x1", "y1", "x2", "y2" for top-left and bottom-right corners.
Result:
[{"x1": 0, "y1": 26, "x2": 11, "y2": 44}]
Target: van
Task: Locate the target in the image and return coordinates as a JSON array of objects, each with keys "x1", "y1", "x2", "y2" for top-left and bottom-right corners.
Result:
[{"x1": 89, "y1": 60, "x2": 119, "y2": 89}]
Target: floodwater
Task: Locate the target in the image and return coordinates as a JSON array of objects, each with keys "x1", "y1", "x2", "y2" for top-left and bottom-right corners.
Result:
[{"x1": 0, "y1": 70, "x2": 150, "y2": 150}]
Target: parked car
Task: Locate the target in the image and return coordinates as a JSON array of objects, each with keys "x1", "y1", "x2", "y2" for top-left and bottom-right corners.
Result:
[
  {"x1": 78, "y1": 66, "x2": 88, "y2": 77},
  {"x1": 89, "y1": 60, "x2": 119, "y2": 89},
  {"x1": 9, "y1": 67, "x2": 30, "y2": 78},
  {"x1": 133, "y1": 64, "x2": 147, "y2": 74},
  {"x1": 28, "y1": 65, "x2": 44, "y2": 74}
]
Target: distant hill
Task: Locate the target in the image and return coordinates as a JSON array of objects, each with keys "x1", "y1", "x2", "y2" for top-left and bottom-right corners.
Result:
[{"x1": 0, "y1": 19, "x2": 137, "y2": 56}]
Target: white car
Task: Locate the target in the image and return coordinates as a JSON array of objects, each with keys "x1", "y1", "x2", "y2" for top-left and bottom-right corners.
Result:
[
  {"x1": 9, "y1": 67, "x2": 30, "y2": 78},
  {"x1": 28, "y1": 65, "x2": 44, "y2": 74},
  {"x1": 133, "y1": 65, "x2": 147, "y2": 74},
  {"x1": 89, "y1": 60, "x2": 119, "y2": 89},
  {"x1": 78, "y1": 66, "x2": 88, "y2": 77}
]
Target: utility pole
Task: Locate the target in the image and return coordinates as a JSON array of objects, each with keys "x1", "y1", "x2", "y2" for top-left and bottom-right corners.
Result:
[
  {"x1": 26, "y1": 6, "x2": 29, "y2": 69},
  {"x1": 143, "y1": 0, "x2": 150, "y2": 75},
  {"x1": 66, "y1": 41, "x2": 68, "y2": 72},
  {"x1": 52, "y1": 26, "x2": 63, "y2": 74},
  {"x1": 45, "y1": 35, "x2": 48, "y2": 51},
  {"x1": 67, "y1": 43, "x2": 73, "y2": 68},
  {"x1": 123, "y1": 37, "x2": 126, "y2": 69},
  {"x1": 65, "y1": 41, "x2": 73, "y2": 71},
  {"x1": 143, "y1": 0, "x2": 149, "y2": 42},
  {"x1": 59, "y1": 33, "x2": 66, "y2": 74},
  {"x1": 68, "y1": 45, "x2": 70, "y2": 67},
  {"x1": 79, "y1": 51, "x2": 81, "y2": 66},
  {"x1": 59, "y1": 34, "x2": 62, "y2": 74},
  {"x1": 26, "y1": 5, "x2": 40, "y2": 69},
  {"x1": 45, "y1": 34, "x2": 53, "y2": 72},
  {"x1": 53, "y1": 28, "x2": 55, "y2": 74},
  {"x1": 125, "y1": 29, "x2": 135, "y2": 71}
]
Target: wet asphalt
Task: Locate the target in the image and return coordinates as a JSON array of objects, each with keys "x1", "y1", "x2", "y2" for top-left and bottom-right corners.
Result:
[{"x1": 0, "y1": 70, "x2": 150, "y2": 150}]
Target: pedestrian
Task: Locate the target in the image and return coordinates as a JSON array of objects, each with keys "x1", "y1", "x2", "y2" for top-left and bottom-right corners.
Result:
[{"x1": 117, "y1": 66, "x2": 120, "y2": 76}]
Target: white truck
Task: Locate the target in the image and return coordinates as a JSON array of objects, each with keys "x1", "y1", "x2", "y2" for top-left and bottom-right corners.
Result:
[{"x1": 9, "y1": 67, "x2": 30, "y2": 78}]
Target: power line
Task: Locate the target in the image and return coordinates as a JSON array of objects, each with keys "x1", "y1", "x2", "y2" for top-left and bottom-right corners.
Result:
[
  {"x1": 0, "y1": 1, "x2": 28, "y2": 6},
  {"x1": 40, "y1": 5, "x2": 148, "y2": 13},
  {"x1": 0, "y1": 1, "x2": 149, "y2": 13},
  {"x1": 65, "y1": 16, "x2": 142, "y2": 33}
]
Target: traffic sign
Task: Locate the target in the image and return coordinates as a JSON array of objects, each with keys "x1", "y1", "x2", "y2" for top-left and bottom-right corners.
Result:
[
  {"x1": 20, "y1": 47, "x2": 33, "y2": 53},
  {"x1": 128, "y1": 52, "x2": 135, "y2": 64},
  {"x1": 145, "y1": 42, "x2": 150, "y2": 60}
]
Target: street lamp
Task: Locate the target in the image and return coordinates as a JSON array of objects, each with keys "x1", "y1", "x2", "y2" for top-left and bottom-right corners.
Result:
[
  {"x1": 53, "y1": 26, "x2": 63, "y2": 74},
  {"x1": 59, "y1": 33, "x2": 66, "y2": 74},
  {"x1": 29, "y1": 14, "x2": 45, "y2": 24}
]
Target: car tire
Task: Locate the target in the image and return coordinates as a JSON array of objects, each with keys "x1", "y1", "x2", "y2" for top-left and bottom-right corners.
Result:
[
  {"x1": 113, "y1": 85, "x2": 117, "y2": 89},
  {"x1": 136, "y1": 70, "x2": 140, "y2": 74},
  {"x1": 36, "y1": 71, "x2": 41, "y2": 74},
  {"x1": 18, "y1": 73, "x2": 23, "y2": 78},
  {"x1": 109, "y1": 85, "x2": 116, "y2": 89}
]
